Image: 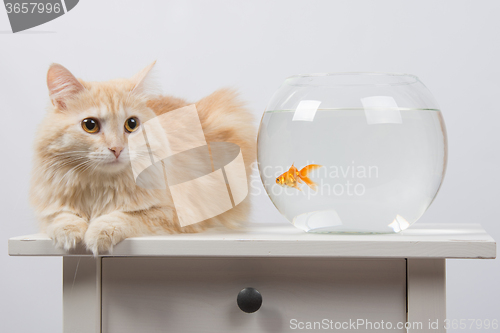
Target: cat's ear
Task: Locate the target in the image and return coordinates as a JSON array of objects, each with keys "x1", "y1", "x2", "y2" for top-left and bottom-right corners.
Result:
[
  {"x1": 47, "y1": 64, "x2": 85, "y2": 110},
  {"x1": 131, "y1": 61, "x2": 159, "y2": 95}
]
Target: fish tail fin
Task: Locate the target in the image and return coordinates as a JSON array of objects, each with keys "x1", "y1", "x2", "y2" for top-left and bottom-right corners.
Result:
[
  {"x1": 299, "y1": 164, "x2": 323, "y2": 191},
  {"x1": 300, "y1": 176, "x2": 317, "y2": 191},
  {"x1": 299, "y1": 164, "x2": 323, "y2": 177}
]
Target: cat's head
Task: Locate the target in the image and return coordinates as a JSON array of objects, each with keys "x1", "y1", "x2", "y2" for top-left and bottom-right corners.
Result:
[{"x1": 38, "y1": 62, "x2": 158, "y2": 175}]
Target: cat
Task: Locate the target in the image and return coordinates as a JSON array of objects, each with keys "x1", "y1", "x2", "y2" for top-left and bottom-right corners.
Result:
[{"x1": 30, "y1": 62, "x2": 256, "y2": 255}]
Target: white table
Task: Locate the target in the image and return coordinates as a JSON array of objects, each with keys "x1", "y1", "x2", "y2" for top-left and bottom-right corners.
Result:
[{"x1": 9, "y1": 223, "x2": 496, "y2": 333}]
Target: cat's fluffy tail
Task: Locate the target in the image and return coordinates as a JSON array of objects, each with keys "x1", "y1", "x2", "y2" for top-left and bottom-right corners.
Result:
[
  {"x1": 148, "y1": 89, "x2": 256, "y2": 230},
  {"x1": 195, "y1": 89, "x2": 256, "y2": 229}
]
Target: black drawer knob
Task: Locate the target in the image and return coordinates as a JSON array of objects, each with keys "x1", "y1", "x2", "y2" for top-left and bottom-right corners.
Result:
[{"x1": 237, "y1": 287, "x2": 262, "y2": 313}]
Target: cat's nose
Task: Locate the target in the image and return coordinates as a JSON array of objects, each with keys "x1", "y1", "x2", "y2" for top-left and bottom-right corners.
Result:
[{"x1": 109, "y1": 147, "x2": 123, "y2": 158}]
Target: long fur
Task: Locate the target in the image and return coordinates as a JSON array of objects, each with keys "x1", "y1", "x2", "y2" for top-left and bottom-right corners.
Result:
[{"x1": 30, "y1": 64, "x2": 256, "y2": 255}]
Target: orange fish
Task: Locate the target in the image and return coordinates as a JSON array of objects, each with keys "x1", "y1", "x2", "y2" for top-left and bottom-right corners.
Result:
[{"x1": 276, "y1": 164, "x2": 323, "y2": 191}]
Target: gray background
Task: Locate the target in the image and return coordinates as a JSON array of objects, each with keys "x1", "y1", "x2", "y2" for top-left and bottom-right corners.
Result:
[{"x1": 0, "y1": 1, "x2": 498, "y2": 332}]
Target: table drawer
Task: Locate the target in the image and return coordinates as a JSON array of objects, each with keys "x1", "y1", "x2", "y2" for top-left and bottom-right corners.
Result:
[{"x1": 102, "y1": 258, "x2": 406, "y2": 333}]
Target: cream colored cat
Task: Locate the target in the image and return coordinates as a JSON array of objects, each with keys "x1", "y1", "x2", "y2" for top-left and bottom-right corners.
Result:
[{"x1": 30, "y1": 63, "x2": 255, "y2": 255}]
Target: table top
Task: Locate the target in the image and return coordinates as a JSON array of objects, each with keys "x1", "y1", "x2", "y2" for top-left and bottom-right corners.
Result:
[{"x1": 8, "y1": 223, "x2": 496, "y2": 259}]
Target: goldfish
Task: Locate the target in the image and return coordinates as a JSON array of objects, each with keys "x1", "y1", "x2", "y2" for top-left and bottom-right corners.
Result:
[{"x1": 276, "y1": 164, "x2": 323, "y2": 191}]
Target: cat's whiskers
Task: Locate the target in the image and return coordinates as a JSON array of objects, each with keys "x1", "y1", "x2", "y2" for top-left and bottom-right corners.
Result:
[
  {"x1": 50, "y1": 153, "x2": 90, "y2": 159},
  {"x1": 89, "y1": 161, "x2": 103, "y2": 176},
  {"x1": 31, "y1": 158, "x2": 88, "y2": 176},
  {"x1": 52, "y1": 150, "x2": 91, "y2": 155},
  {"x1": 52, "y1": 160, "x2": 95, "y2": 189},
  {"x1": 46, "y1": 157, "x2": 90, "y2": 170},
  {"x1": 79, "y1": 161, "x2": 98, "y2": 175}
]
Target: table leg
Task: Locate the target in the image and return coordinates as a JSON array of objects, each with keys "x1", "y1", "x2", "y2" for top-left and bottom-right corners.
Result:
[
  {"x1": 407, "y1": 259, "x2": 446, "y2": 333},
  {"x1": 63, "y1": 257, "x2": 102, "y2": 333}
]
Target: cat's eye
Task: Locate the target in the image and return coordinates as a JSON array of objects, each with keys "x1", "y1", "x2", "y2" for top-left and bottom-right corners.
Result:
[
  {"x1": 125, "y1": 117, "x2": 140, "y2": 133},
  {"x1": 81, "y1": 118, "x2": 100, "y2": 134}
]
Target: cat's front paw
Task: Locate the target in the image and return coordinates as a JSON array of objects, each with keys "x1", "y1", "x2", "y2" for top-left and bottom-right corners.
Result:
[
  {"x1": 46, "y1": 214, "x2": 88, "y2": 251},
  {"x1": 84, "y1": 216, "x2": 126, "y2": 256}
]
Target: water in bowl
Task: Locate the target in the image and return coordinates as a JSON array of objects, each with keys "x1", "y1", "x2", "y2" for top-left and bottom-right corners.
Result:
[{"x1": 258, "y1": 108, "x2": 447, "y2": 233}]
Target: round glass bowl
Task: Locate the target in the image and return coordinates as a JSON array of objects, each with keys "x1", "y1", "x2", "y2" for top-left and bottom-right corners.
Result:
[{"x1": 257, "y1": 73, "x2": 447, "y2": 233}]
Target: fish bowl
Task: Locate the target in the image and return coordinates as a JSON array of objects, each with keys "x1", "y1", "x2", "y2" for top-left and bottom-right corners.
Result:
[{"x1": 257, "y1": 73, "x2": 447, "y2": 233}]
